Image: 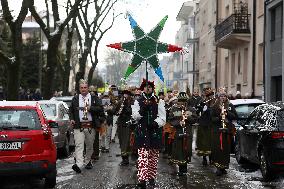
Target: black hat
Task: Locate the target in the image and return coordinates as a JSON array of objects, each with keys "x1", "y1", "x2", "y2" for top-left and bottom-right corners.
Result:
[
  {"x1": 177, "y1": 92, "x2": 188, "y2": 102},
  {"x1": 123, "y1": 89, "x2": 132, "y2": 96},
  {"x1": 139, "y1": 78, "x2": 155, "y2": 90},
  {"x1": 203, "y1": 87, "x2": 214, "y2": 97},
  {"x1": 158, "y1": 91, "x2": 164, "y2": 96}
]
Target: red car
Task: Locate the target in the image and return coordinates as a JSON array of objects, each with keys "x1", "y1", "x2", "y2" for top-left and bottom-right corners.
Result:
[{"x1": 0, "y1": 101, "x2": 57, "y2": 188}]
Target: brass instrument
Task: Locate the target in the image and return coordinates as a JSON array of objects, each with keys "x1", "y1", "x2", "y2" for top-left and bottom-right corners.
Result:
[
  {"x1": 82, "y1": 98, "x2": 89, "y2": 120},
  {"x1": 220, "y1": 102, "x2": 228, "y2": 131},
  {"x1": 117, "y1": 98, "x2": 125, "y2": 116},
  {"x1": 178, "y1": 105, "x2": 188, "y2": 138}
]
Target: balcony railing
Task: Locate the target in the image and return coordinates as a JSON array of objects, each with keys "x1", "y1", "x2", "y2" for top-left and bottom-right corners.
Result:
[{"x1": 215, "y1": 3, "x2": 250, "y2": 43}]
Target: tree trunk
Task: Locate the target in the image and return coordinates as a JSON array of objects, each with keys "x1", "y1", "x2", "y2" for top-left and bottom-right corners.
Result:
[
  {"x1": 75, "y1": 50, "x2": 88, "y2": 92},
  {"x1": 43, "y1": 35, "x2": 61, "y2": 99},
  {"x1": 6, "y1": 25, "x2": 23, "y2": 100}
]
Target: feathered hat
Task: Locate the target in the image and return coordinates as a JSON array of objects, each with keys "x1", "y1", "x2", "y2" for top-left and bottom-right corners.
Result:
[
  {"x1": 139, "y1": 78, "x2": 155, "y2": 90},
  {"x1": 177, "y1": 92, "x2": 188, "y2": 102}
]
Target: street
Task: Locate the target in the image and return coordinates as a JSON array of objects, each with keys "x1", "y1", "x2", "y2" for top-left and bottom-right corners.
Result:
[{"x1": 1, "y1": 134, "x2": 284, "y2": 189}]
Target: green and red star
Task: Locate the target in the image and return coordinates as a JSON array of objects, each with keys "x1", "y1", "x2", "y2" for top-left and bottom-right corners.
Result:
[{"x1": 107, "y1": 14, "x2": 183, "y2": 82}]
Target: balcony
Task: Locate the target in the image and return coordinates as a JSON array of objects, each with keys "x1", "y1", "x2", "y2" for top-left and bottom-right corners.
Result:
[{"x1": 215, "y1": 3, "x2": 251, "y2": 49}]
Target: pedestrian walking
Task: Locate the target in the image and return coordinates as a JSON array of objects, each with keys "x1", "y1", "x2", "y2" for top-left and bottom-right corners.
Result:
[
  {"x1": 69, "y1": 79, "x2": 104, "y2": 173},
  {"x1": 131, "y1": 79, "x2": 166, "y2": 188},
  {"x1": 211, "y1": 88, "x2": 237, "y2": 176}
]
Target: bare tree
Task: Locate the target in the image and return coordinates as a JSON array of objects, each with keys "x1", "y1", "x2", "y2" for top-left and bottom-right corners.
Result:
[
  {"x1": 61, "y1": 0, "x2": 78, "y2": 95},
  {"x1": 75, "y1": 0, "x2": 120, "y2": 90},
  {"x1": 104, "y1": 49, "x2": 130, "y2": 86},
  {"x1": 0, "y1": 0, "x2": 31, "y2": 100},
  {"x1": 29, "y1": 0, "x2": 83, "y2": 98}
]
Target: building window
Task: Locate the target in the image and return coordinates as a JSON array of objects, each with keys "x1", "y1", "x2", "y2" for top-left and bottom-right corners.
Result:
[
  {"x1": 225, "y1": 57, "x2": 229, "y2": 87},
  {"x1": 257, "y1": 44, "x2": 263, "y2": 83},
  {"x1": 271, "y1": 8, "x2": 276, "y2": 41},
  {"x1": 231, "y1": 53, "x2": 235, "y2": 85},
  {"x1": 238, "y1": 52, "x2": 241, "y2": 74},
  {"x1": 243, "y1": 48, "x2": 248, "y2": 83}
]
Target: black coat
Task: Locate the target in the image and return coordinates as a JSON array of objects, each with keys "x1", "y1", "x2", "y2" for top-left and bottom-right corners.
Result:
[
  {"x1": 69, "y1": 94, "x2": 104, "y2": 129},
  {"x1": 134, "y1": 93, "x2": 162, "y2": 149}
]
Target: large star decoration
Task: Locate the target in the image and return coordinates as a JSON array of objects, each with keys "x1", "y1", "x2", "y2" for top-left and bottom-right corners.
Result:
[{"x1": 106, "y1": 14, "x2": 183, "y2": 82}]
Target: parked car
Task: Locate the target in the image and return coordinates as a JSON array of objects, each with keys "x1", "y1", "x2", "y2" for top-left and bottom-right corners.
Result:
[
  {"x1": 50, "y1": 96, "x2": 73, "y2": 107},
  {"x1": 231, "y1": 99, "x2": 265, "y2": 128},
  {"x1": 0, "y1": 101, "x2": 57, "y2": 187},
  {"x1": 235, "y1": 102, "x2": 284, "y2": 180},
  {"x1": 38, "y1": 100, "x2": 74, "y2": 157},
  {"x1": 230, "y1": 99, "x2": 265, "y2": 153}
]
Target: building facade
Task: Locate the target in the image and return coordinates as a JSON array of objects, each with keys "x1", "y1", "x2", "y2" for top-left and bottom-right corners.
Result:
[
  {"x1": 265, "y1": 0, "x2": 283, "y2": 102},
  {"x1": 216, "y1": 0, "x2": 264, "y2": 98}
]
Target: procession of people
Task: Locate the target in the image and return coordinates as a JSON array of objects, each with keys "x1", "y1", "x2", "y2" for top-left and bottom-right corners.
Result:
[{"x1": 69, "y1": 79, "x2": 238, "y2": 189}]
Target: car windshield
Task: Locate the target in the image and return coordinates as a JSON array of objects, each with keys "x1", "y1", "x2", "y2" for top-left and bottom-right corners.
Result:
[
  {"x1": 235, "y1": 104, "x2": 262, "y2": 119},
  {"x1": 40, "y1": 104, "x2": 57, "y2": 119},
  {"x1": 277, "y1": 110, "x2": 284, "y2": 130},
  {"x1": 0, "y1": 109, "x2": 41, "y2": 130}
]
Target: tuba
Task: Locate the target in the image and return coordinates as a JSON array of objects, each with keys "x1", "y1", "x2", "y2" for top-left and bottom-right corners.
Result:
[{"x1": 82, "y1": 98, "x2": 89, "y2": 120}]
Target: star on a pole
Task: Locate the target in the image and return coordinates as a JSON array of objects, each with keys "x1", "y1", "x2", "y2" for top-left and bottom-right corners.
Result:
[{"x1": 107, "y1": 14, "x2": 183, "y2": 82}]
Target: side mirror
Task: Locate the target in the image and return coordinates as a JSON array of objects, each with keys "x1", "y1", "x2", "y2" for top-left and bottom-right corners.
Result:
[{"x1": 48, "y1": 120, "x2": 58, "y2": 128}]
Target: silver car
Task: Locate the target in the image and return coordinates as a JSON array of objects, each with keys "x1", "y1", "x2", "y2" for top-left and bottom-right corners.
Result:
[{"x1": 38, "y1": 100, "x2": 75, "y2": 157}]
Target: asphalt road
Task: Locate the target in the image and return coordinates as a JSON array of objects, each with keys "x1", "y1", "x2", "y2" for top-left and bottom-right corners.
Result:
[{"x1": 1, "y1": 133, "x2": 284, "y2": 189}]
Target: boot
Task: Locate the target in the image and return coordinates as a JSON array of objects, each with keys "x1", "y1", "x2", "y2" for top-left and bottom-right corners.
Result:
[
  {"x1": 215, "y1": 168, "x2": 223, "y2": 176},
  {"x1": 221, "y1": 169, "x2": 227, "y2": 174},
  {"x1": 178, "y1": 164, "x2": 187, "y2": 176},
  {"x1": 148, "y1": 178, "x2": 156, "y2": 187},
  {"x1": 119, "y1": 156, "x2": 129, "y2": 166},
  {"x1": 202, "y1": 156, "x2": 208, "y2": 166},
  {"x1": 137, "y1": 181, "x2": 146, "y2": 189}
]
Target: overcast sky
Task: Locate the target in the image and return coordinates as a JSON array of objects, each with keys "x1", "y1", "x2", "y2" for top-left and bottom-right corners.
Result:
[{"x1": 1, "y1": 0, "x2": 188, "y2": 69}]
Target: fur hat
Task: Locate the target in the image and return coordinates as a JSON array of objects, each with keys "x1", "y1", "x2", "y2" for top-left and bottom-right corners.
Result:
[
  {"x1": 139, "y1": 78, "x2": 155, "y2": 90},
  {"x1": 218, "y1": 87, "x2": 227, "y2": 97},
  {"x1": 123, "y1": 89, "x2": 132, "y2": 96},
  {"x1": 177, "y1": 92, "x2": 188, "y2": 102},
  {"x1": 203, "y1": 87, "x2": 214, "y2": 97}
]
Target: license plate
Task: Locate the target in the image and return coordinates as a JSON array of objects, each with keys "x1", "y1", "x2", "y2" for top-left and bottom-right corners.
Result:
[{"x1": 0, "y1": 142, "x2": 22, "y2": 150}]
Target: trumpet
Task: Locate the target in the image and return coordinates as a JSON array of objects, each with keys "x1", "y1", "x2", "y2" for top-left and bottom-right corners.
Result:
[
  {"x1": 82, "y1": 98, "x2": 89, "y2": 120},
  {"x1": 220, "y1": 103, "x2": 227, "y2": 130}
]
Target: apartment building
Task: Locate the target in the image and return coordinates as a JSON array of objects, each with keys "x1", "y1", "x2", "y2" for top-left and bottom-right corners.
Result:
[
  {"x1": 216, "y1": 0, "x2": 264, "y2": 98},
  {"x1": 264, "y1": 0, "x2": 283, "y2": 102}
]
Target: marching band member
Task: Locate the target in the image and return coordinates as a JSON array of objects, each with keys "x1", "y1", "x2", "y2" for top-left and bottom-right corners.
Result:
[
  {"x1": 116, "y1": 89, "x2": 133, "y2": 166},
  {"x1": 211, "y1": 88, "x2": 237, "y2": 176},
  {"x1": 168, "y1": 92, "x2": 198, "y2": 175},
  {"x1": 196, "y1": 87, "x2": 216, "y2": 166}
]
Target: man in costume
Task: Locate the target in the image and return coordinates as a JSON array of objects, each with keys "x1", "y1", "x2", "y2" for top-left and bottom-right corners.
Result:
[
  {"x1": 69, "y1": 79, "x2": 103, "y2": 173},
  {"x1": 168, "y1": 92, "x2": 198, "y2": 175},
  {"x1": 196, "y1": 87, "x2": 216, "y2": 166},
  {"x1": 131, "y1": 79, "x2": 166, "y2": 188},
  {"x1": 116, "y1": 89, "x2": 134, "y2": 166},
  {"x1": 211, "y1": 88, "x2": 237, "y2": 176}
]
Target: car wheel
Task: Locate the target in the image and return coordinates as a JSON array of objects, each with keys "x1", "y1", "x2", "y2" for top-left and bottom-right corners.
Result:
[
  {"x1": 45, "y1": 168, "x2": 56, "y2": 188},
  {"x1": 235, "y1": 140, "x2": 246, "y2": 164},
  {"x1": 260, "y1": 149, "x2": 273, "y2": 181},
  {"x1": 61, "y1": 137, "x2": 70, "y2": 158}
]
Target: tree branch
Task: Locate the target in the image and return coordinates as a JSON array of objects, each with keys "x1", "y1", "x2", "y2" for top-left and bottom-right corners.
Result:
[
  {"x1": 0, "y1": 0, "x2": 14, "y2": 26},
  {"x1": 29, "y1": 4, "x2": 50, "y2": 39}
]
